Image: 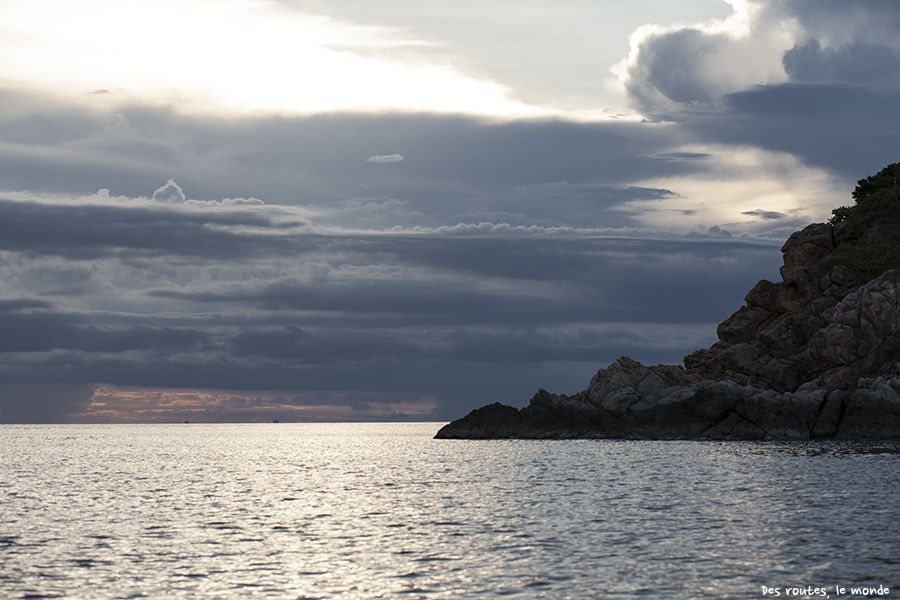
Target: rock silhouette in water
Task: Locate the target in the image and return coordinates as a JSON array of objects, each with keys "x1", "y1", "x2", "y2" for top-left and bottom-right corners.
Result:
[{"x1": 436, "y1": 163, "x2": 900, "y2": 440}]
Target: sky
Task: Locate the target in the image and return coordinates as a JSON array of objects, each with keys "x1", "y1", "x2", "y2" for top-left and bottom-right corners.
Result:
[{"x1": 0, "y1": 0, "x2": 898, "y2": 423}]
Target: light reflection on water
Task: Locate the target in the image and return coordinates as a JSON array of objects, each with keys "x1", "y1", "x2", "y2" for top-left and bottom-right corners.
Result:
[{"x1": 1, "y1": 423, "x2": 898, "y2": 599}]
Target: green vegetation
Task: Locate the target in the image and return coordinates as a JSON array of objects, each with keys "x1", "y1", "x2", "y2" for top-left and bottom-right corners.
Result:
[{"x1": 826, "y1": 162, "x2": 900, "y2": 280}]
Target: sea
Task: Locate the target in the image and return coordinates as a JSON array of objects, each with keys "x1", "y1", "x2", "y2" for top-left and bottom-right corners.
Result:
[{"x1": 1, "y1": 423, "x2": 898, "y2": 600}]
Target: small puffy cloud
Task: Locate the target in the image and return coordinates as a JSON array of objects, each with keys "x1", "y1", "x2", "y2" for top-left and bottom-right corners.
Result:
[
  {"x1": 366, "y1": 154, "x2": 404, "y2": 163},
  {"x1": 220, "y1": 197, "x2": 265, "y2": 207},
  {"x1": 151, "y1": 179, "x2": 186, "y2": 203}
]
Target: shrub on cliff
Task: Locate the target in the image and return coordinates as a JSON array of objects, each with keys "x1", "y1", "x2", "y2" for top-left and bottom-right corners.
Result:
[{"x1": 827, "y1": 162, "x2": 900, "y2": 280}]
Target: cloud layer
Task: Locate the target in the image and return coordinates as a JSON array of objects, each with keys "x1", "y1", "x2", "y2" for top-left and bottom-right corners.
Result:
[{"x1": 0, "y1": 177, "x2": 785, "y2": 422}]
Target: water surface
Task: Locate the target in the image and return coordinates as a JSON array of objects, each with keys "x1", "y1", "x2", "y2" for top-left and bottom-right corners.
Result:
[{"x1": 2, "y1": 423, "x2": 898, "y2": 599}]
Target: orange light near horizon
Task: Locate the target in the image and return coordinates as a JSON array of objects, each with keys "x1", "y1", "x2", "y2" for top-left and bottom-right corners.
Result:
[{"x1": 77, "y1": 383, "x2": 440, "y2": 423}]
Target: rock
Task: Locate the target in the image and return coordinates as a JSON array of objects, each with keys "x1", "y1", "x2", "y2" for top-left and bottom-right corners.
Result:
[
  {"x1": 436, "y1": 402, "x2": 522, "y2": 439},
  {"x1": 837, "y1": 378, "x2": 900, "y2": 439},
  {"x1": 781, "y1": 223, "x2": 835, "y2": 269},
  {"x1": 745, "y1": 279, "x2": 780, "y2": 311},
  {"x1": 529, "y1": 388, "x2": 558, "y2": 408},
  {"x1": 717, "y1": 306, "x2": 772, "y2": 344},
  {"x1": 811, "y1": 390, "x2": 844, "y2": 438},
  {"x1": 435, "y1": 214, "x2": 900, "y2": 441},
  {"x1": 820, "y1": 264, "x2": 858, "y2": 297}
]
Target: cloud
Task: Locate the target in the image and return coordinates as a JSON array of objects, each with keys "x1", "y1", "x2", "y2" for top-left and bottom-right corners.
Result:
[
  {"x1": 614, "y1": 0, "x2": 793, "y2": 117},
  {"x1": 783, "y1": 39, "x2": 900, "y2": 89},
  {"x1": 366, "y1": 154, "x2": 404, "y2": 163},
  {"x1": 0, "y1": 197, "x2": 309, "y2": 260},
  {"x1": 778, "y1": 0, "x2": 900, "y2": 89},
  {"x1": 616, "y1": 0, "x2": 900, "y2": 118},
  {"x1": 151, "y1": 179, "x2": 186, "y2": 203},
  {"x1": 0, "y1": 180, "x2": 788, "y2": 422},
  {"x1": 742, "y1": 209, "x2": 785, "y2": 220},
  {"x1": 706, "y1": 225, "x2": 732, "y2": 238},
  {"x1": 0, "y1": 96, "x2": 849, "y2": 235},
  {"x1": 604, "y1": 0, "x2": 900, "y2": 191}
]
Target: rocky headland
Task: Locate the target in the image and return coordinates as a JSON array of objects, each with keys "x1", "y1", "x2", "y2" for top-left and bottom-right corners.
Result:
[{"x1": 436, "y1": 163, "x2": 900, "y2": 440}]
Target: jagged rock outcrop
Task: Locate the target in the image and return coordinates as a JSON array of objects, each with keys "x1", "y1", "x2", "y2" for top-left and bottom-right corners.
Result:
[{"x1": 436, "y1": 221, "x2": 900, "y2": 440}]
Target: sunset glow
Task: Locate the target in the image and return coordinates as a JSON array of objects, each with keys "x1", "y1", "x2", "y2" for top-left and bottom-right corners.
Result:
[{"x1": 80, "y1": 384, "x2": 440, "y2": 423}]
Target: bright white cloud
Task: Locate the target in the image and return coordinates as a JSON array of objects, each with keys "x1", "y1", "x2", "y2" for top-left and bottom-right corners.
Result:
[
  {"x1": 614, "y1": 0, "x2": 900, "y2": 117},
  {"x1": 0, "y1": 0, "x2": 545, "y2": 117},
  {"x1": 151, "y1": 179, "x2": 187, "y2": 204},
  {"x1": 612, "y1": 0, "x2": 795, "y2": 116}
]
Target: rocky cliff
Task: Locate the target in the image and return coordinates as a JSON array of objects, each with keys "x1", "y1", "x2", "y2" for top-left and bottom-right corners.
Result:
[{"x1": 436, "y1": 164, "x2": 900, "y2": 440}]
